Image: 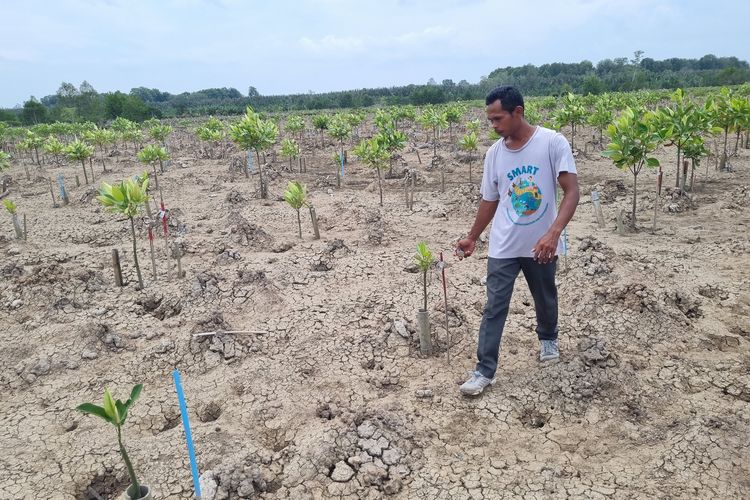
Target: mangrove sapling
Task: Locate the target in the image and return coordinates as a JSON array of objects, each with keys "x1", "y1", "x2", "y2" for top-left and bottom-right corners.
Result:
[
  {"x1": 415, "y1": 242, "x2": 435, "y2": 354},
  {"x1": 588, "y1": 97, "x2": 613, "y2": 148},
  {"x1": 3, "y1": 199, "x2": 23, "y2": 239},
  {"x1": 77, "y1": 385, "x2": 151, "y2": 500},
  {"x1": 312, "y1": 114, "x2": 331, "y2": 148},
  {"x1": 148, "y1": 123, "x2": 173, "y2": 149},
  {"x1": 444, "y1": 103, "x2": 464, "y2": 143},
  {"x1": 0, "y1": 151, "x2": 10, "y2": 191},
  {"x1": 328, "y1": 115, "x2": 352, "y2": 185},
  {"x1": 458, "y1": 132, "x2": 479, "y2": 183},
  {"x1": 283, "y1": 180, "x2": 307, "y2": 238},
  {"x1": 553, "y1": 93, "x2": 587, "y2": 151},
  {"x1": 65, "y1": 140, "x2": 94, "y2": 184},
  {"x1": 354, "y1": 138, "x2": 389, "y2": 207},
  {"x1": 420, "y1": 107, "x2": 448, "y2": 158},
  {"x1": 97, "y1": 173, "x2": 150, "y2": 289},
  {"x1": 85, "y1": 127, "x2": 117, "y2": 172},
  {"x1": 137, "y1": 145, "x2": 170, "y2": 189},
  {"x1": 285, "y1": 115, "x2": 305, "y2": 140},
  {"x1": 656, "y1": 89, "x2": 707, "y2": 188},
  {"x1": 281, "y1": 138, "x2": 301, "y2": 172},
  {"x1": 602, "y1": 107, "x2": 662, "y2": 229},
  {"x1": 374, "y1": 122, "x2": 407, "y2": 177},
  {"x1": 43, "y1": 137, "x2": 65, "y2": 166},
  {"x1": 683, "y1": 136, "x2": 710, "y2": 192},
  {"x1": 195, "y1": 117, "x2": 226, "y2": 159},
  {"x1": 230, "y1": 107, "x2": 279, "y2": 198}
]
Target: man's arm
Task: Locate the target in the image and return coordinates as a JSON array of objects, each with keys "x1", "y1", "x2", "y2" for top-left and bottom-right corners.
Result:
[
  {"x1": 456, "y1": 199, "x2": 499, "y2": 259},
  {"x1": 532, "y1": 172, "x2": 579, "y2": 263}
]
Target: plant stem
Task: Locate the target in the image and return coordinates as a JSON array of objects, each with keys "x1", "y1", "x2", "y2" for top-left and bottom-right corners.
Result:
[
  {"x1": 296, "y1": 209, "x2": 302, "y2": 239},
  {"x1": 130, "y1": 217, "x2": 144, "y2": 289},
  {"x1": 117, "y1": 426, "x2": 141, "y2": 499}
]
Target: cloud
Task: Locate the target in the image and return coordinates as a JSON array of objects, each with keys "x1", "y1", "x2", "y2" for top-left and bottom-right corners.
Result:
[{"x1": 299, "y1": 25, "x2": 456, "y2": 57}]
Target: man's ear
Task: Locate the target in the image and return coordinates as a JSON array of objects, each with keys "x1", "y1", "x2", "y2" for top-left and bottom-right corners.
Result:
[{"x1": 514, "y1": 105, "x2": 525, "y2": 117}]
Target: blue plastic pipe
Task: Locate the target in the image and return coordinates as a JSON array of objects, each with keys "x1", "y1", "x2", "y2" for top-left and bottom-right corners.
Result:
[{"x1": 173, "y1": 370, "x2": 202, "y2": 498}]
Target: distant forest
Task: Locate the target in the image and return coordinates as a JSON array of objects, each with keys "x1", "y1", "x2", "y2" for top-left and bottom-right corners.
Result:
[{"x1": 2, "y1": 53, "x2": 749, "y2": 125}]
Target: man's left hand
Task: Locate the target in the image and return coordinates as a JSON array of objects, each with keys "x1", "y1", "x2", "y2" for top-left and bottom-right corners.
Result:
[{"x1": 532, "y1": 230, "x2": 560, "y2": 264}]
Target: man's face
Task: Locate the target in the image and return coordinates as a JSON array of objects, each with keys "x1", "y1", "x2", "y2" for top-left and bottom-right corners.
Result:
[{"x1": 486, "y1": 100, "x2": 519, "y2": 138}]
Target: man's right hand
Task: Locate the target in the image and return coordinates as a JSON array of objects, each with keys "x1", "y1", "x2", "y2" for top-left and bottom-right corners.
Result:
[{"x1": 456, "y1": 237, "x2": 476, "y2": 260}]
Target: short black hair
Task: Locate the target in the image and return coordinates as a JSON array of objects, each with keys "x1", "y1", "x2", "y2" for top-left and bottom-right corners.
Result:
[{"x1": 485, "y1": 85, "x2": 524, "y2": 113}]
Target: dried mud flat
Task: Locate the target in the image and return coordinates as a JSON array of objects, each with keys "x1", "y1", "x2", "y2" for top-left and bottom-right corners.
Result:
[{"x1": 1, "y1": 125, "x2": 749, "y2": 500}]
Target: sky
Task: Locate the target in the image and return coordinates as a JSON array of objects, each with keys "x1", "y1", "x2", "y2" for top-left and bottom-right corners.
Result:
[{"x1": 2, "y1": 0, "x2": 748, "y2": 107}]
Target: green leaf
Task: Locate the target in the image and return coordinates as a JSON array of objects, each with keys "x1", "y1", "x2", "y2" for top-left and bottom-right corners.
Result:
[
  {"x1": 77, "y1": 403, "x2": 113, "y2": 423},
  {"x1": 103, "y1": 388, "x2": 121, "y2": 424},
  {"x1": 129, "y1": 384, "x2": 143, "y2": 404},
  {"x1": 646, "y1": 157, "x2": 660, "y2": 167}
]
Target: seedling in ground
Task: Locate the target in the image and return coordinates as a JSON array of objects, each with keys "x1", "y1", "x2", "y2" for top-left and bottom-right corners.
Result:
[
  {"x1": 137, "y1": 145, "x2": 170, "y2": 188},
  {"x1": 77, "y1": 385, "x2": 147, "y2": 500},
  {"x1": 283, "y1": 180, "x2": 307, "y2": 238},
  {"x1": 230, "y1": 106, "x2": 279, "y2": 197},
  {"x1": 602, "y1": 107, "x2": 662, "y2": 229},
  {"x1": 458, "y1": 132, "x2": 479, "y2": 182},
  {"x1": 64, "y1": 140, "x2": 94, "y2": 184},
  {"x1": 354, "y1": 138, "x2": 389, "y2": 207},
  {"x1": 97, "y1": 173, "x2": 150, "y2": 289},
  {"x1": 4, "y1": 199, "x2": 23, "y2": 239}
]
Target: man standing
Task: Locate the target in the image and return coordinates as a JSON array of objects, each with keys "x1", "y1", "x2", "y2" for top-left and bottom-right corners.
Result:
[{"x1": 457, "y1": 86, "x2": 579, "y2": 396}]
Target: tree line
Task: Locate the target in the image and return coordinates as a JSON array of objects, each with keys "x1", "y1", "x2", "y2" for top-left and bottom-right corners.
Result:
[{"x1": 2, "y1": 53, "x2": 748, "y2": 124}]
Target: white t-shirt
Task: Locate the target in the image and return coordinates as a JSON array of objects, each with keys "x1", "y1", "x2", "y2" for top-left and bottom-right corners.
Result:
[{"x1": 480, "y1": 126, "x2": 576, "y2": 259}]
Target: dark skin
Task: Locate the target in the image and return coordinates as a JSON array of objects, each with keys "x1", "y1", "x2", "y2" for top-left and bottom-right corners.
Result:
[{"x1": 457, "y1": 100, "x2": 580, "y2": 264}]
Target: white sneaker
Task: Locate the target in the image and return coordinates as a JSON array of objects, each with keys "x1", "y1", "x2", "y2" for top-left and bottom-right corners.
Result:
[
  {"x1": 539, "y1": 340, "x2": 560, "y2": 362},
  {"x1": 459, "y1": 371, "x2": 496, "y2": 396}
]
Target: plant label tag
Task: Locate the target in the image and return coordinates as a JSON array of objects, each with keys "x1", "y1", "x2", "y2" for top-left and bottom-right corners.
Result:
[
  {"x1": 56, "y1": 174, "x2": 67, "y2": 199},
  {"x1": 247, "y1": 151, "x2": 255, "y2": 173}
]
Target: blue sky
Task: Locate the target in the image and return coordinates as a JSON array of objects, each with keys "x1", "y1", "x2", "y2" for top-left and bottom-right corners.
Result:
[{"x1": 1, "y1": 0, "x2": 748, "y2": 107}]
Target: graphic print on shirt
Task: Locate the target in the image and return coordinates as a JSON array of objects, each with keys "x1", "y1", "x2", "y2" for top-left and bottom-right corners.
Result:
[{"x1": 505, "y1": 164, "x2": 547, "y2": 225}]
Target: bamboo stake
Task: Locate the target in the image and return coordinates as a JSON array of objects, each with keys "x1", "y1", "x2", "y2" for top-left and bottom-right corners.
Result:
[
  {"x1": 112, "y1": 249, "x2": 123, "y2": 287},
  {"x1": 192, "y1": 330, "x2": 268, "y2": 337},
  {"x1": 439, "y1": 252, "x2": 450, "y2": 364}
]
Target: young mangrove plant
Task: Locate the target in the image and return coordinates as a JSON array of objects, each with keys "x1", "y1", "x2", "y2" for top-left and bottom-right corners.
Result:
[
  {"x1": 414, "y1": 241, "x2": 435, "y2": 354},
  {"x1": 230, "y1": 106, "x2": 279, "y2": 197},
  {"x1": 280, "y1": 138, "x2": 300, "y2": 172},
  {"x1": 354, "y1": 138, "x2": 389, "y2": 206},
  {"x1": 64, "y1": 140, "x2": 94, "y2": 184},
  {"x1": 415, "y1": 242, "x2": 434, "y2": 312},
  {"x1": 137, "y1": 144, "x2": 170, "y2": 189},
  {"x1": 3, "y1": 199, "x2": 23, "y2": 239},
  {"x1": 97, "y1": 173, "x2": 150, "y2": 289},
  {"x1": 77, "y1": 385, "x2": 149, "y2": 500},
  {"x1": 283, "y1": 180, "x2": 307, "y2": 238},
  {"x1": 602, "y1": 107, "x2": 662, "y2": 229},
  {"x1": 458, "y1": 131, "x2": 479, "y2": 182}
]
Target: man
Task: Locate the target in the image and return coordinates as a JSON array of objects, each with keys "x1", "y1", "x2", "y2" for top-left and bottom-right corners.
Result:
[{"x1": 456, "y1": 86, "x2": 579, "y2": 396}]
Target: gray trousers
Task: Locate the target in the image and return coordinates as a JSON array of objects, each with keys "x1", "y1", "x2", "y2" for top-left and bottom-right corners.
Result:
[{"x1": 476, "y1": 257, "x2": 558, "y2": 378}]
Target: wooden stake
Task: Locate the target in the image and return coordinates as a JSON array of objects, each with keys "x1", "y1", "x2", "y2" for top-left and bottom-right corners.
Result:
[
  {"x1": 148, "y1": 226, "x2": 157, "y2": 280},
  {"x1": 176, "y1": 245, "x2": 184, "y2": 278},
  {"x1": 591, "y1": 190, "x2": 605, "y2": 227},
  {"x1": 48, "y1": 177, "x2": 58, "y2": 208},
  {"x1": 75, "y1": 175, "x2": 80, "y2": 187},
  {"x1": 616, "y1": 209, "x2": 625, "y2": 235},
  {"x1": 309, "y1": 206, "x2": 320, "y2": 240},
  {"x1": 112, "y1": 249, "x2": 123, "y2": 287},
  {"x1": 23, "y1": 214, "x2": 27, "y2": 241},
  {"x1": 439, "y1": 252, "x2": 450, "y2": 365},
  {"x1": 192, "y1": 330, "x2": 268, "y2": 337}
]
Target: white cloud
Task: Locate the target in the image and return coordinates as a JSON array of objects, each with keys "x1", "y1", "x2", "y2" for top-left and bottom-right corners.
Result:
[{"x1": 299, "y1": 25, "x2": 456, "y2": 56}]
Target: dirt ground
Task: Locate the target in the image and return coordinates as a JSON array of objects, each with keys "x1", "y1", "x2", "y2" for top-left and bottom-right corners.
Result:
[{"x1": 1, "y1": 117, "x2": 749, "y2": 500}]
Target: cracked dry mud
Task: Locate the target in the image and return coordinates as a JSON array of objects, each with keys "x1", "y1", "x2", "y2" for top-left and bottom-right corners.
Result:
[{"x1": 1, "y1": 123, "x2": 749, "y2": 499}]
